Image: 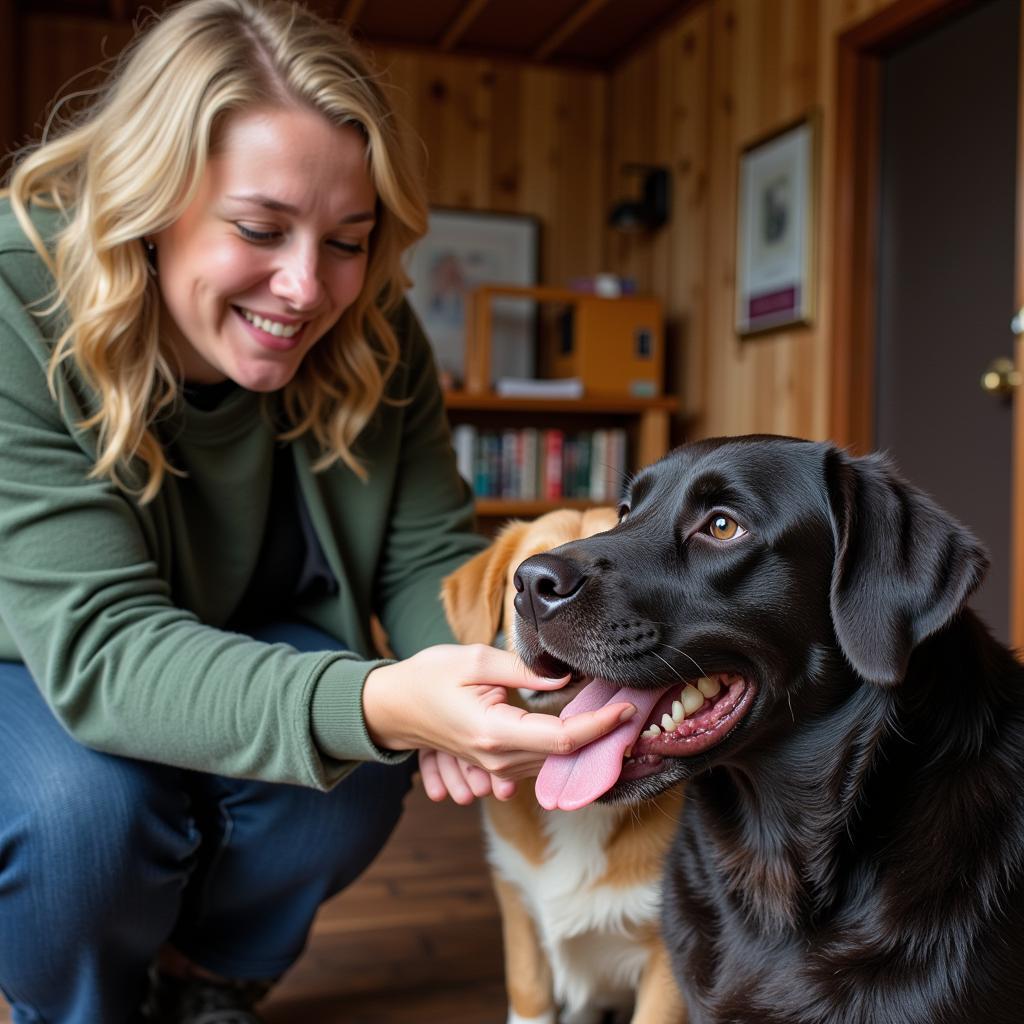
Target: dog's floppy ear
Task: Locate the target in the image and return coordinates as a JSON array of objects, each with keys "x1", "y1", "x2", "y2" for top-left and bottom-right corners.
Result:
[
  {"x1": 441, "y1": 520, "x2": 530, "y2": 644},
  {"x1": 825, "y1": 447, "x2": 989, "y2": 686}
]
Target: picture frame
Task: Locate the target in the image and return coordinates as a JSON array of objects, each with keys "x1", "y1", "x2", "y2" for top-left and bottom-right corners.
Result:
[
  {"x1": 405, "y1": 208, "x2": 541, "y2": 385},
  {"x1": 735, "y1": 116, "x2": 818, "y2": 336}
]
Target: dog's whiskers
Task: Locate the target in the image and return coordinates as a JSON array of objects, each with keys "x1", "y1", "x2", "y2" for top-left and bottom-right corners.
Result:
[
  {"x1": 656, "y1": 641, "x2": 708, "y2": 679},
  {"x1": 649, "y1": 649, "x2": 684, "y2": 681}
]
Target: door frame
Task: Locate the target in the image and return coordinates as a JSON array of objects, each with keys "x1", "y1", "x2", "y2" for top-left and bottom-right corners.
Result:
[{"x1": 831, "y1": 0, "x2": 1024, "y2": 648}]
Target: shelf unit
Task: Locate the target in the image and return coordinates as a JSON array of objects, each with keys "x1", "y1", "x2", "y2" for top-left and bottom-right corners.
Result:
[{"x1": 446, "y1": 284, "x2": 678, "y2": 522}]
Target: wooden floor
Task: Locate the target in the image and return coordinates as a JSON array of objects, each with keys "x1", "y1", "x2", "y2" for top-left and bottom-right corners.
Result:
[{"x1": 1, "y1": 784, "x2": 507, "y2": 1023}]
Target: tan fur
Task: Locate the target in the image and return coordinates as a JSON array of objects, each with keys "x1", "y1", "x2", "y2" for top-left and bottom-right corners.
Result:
[
  {"x1": 493, "y1": 875, "x2": 557, "y2": 1020},
  {"x1": 442, "y1": 508, "x2": 687, "y2": 1023},
  {"x1": 591, "y1": 787, "x2": 685, "y2": 890},
  {"x1": 485, "y1": 782, "x2": 550, "y2": 867},
  {"x1": 633, "y1": 940, "x2": 688, "y2": 1024}
]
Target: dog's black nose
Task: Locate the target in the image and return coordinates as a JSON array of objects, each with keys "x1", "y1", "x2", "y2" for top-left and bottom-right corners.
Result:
[{"x1": 513, "y1": 554, "x2": 586, "y2": 627}]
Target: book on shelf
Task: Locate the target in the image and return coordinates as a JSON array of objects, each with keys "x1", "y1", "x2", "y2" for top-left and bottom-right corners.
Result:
[
  {"x1": 494, "y1": 376, "x2": 584, "y2": 399},
  {"x1": 450, "y1": 424, "x2": 628, "y2": 504}
]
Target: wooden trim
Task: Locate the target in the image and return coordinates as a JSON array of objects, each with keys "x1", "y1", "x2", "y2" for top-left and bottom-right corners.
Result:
[
  {"x1": 475, "y1": 497, "x2": 602, "y2": 518},
  {"x1": 840, "y1": 0, "x2": 971, "y2": 50},
  {"x1": 534, "y1": 0, "x2": 610, "y2": 62},
  {"x1": 439, "y1": 0, "x2": 491, "y2": 51},
  {"x1": 445, "y1": 392, "x2": 678, "y2": 413},
  {"x1": 830, "y1": 0, "x2": 970, "y2": 451},
  {"x1": 1013, "y1": 338, "x2": 1024, "y2": 647},
  {"x1": 830, "y1": 44, "x2": 881, "y2": 451},
  {"x1": 1012, "y1": 7, "x2": 1024, "y2": 648}
]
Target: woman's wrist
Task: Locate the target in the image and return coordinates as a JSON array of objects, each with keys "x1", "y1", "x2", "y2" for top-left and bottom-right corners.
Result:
[{"x1": 362, "y1": 661, "x2": 415, "y2": 751}]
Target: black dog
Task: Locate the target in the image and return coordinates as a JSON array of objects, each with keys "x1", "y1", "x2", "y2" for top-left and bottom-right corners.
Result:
[{"x1": 513, "y1": 436, "x2": 1024, "y2": 1024}]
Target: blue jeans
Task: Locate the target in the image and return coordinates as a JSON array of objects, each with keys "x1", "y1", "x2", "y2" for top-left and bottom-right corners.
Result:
[{"x1": 0, "y1": 622, "x2": 416, "y2": 1024}]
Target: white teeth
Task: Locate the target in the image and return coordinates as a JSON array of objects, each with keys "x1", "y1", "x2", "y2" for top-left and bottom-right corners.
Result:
[
  {"x1": 660, "y1": 713, "x2": 676, "y2": 733},
  {"x1": 671, "y1": 700, "x2": 684, "y2": 722},
  {"x1": 241, "y1": 308, "x2": 301, "y2": 338},
  {"x1": 697, "y1": 675, "x2": 721, "y2": 698},
  {"x1": 642, "y1": 724, "x2": 661, "y2": 738},
  {"x1": 681, "y1": 685, "x2": 705, "y2": 716}
]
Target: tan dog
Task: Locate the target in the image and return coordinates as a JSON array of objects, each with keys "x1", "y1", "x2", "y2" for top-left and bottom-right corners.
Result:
[{"x1": 442, "y1": 508, "x2": 687, "y2": 1024}]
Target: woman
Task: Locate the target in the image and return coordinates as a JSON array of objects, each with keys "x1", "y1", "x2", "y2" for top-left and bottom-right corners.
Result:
[{"x1": 0, "y1": 3, "x2": 635, "y2": 1021}]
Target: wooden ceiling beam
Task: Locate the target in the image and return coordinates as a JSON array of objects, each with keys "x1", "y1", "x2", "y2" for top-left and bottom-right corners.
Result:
[
  {"x1": 343, "y1": 0, "x2": 367, "y2": 26},
  {"x1": 439, "y1": 0, "x2": 491, "y2": 51},
  {"x1": 534, "y1": 0, "x2": 609, "y2": 61}
]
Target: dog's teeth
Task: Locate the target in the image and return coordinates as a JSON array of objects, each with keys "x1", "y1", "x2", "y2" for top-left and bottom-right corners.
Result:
[
  {"x1": 661, "y1": 713, "x2": 676, "y2": 733},
  {"x1": 681, "y1": 685, "x2": 705, "y2": 716},
  {"x1": 697, "y1": 676, "x2": 721, "y2": 698},
  {"x1": 672, "y1": 700, "x2": 684, "y2": 722},
  {"x1": 648, "y1": 724, "x2": 661, "y2": 736},
  {"x1": 624, "y1": 745, "x2": 633, "y2": 758}
]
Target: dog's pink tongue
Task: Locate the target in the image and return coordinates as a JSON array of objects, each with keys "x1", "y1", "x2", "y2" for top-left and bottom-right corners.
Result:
[{"x1": 535, "y1": 679, "x2": 663, "y2": 811}]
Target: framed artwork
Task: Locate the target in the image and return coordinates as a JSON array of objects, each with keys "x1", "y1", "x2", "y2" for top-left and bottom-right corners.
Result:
[
  {"x1": 405, "y1": 209, "x2": 540, "y2": 385},
  {"x1": 736, "y1": 116, "x2": 818, "y2": 336}
]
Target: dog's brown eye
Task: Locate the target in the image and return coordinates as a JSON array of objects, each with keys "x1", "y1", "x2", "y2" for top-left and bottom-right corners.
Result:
[{"x1": 708, "y1": 514, "x2": 745, "y2": 541}]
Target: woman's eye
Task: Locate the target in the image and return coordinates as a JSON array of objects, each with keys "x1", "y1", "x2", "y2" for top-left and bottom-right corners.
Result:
[
  {"x1": 707, "y1": 514, "x2": 746, "y2": 541},
  {"x1": 237, "y1": 224, "x2": 278, "y2": 243},
  {"x1": 328, "y1": 239, "x2": 367, "y2": 256}
]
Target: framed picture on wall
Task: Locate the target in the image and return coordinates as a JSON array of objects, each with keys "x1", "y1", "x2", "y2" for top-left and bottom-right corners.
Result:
[
  {"x1": 405, "y1": 209, "x2": 540, "y2": 386},
  {"x1": 735, "y1": 116, "x2": 818, "y2": 336}
]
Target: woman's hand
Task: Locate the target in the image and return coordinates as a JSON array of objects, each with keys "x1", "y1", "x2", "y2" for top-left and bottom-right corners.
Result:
[
  {"x1": 418, "y1": 748, "x2": 517, "y2": 805},
  {"x1": 362, "y1": 644, "x2": 635, "y2": 796}
]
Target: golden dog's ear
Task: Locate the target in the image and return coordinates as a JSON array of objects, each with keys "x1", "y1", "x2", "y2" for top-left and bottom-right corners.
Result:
[{"x1": 441, "y1": 520, "x2": 531, "y2": 644}]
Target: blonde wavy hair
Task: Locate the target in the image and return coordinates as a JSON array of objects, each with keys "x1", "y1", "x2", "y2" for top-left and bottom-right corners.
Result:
[{"x1": 7, "y1": 0, "x2": 427, "y2": 502}]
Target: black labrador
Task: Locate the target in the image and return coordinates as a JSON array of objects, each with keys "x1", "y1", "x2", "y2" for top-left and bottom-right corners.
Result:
[{"x1": 512, "y1": 435, "x2": 1024, "y2": 1024}]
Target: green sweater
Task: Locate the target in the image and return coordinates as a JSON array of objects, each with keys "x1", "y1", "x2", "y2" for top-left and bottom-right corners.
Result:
[{"x1": 0, "y1": 198, "x2": 486, "y2": 789}]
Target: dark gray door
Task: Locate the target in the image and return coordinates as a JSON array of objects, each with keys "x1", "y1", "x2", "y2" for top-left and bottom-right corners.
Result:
[{"x1": 876, "y1": 0, "x2": 1019, "y2": 643}]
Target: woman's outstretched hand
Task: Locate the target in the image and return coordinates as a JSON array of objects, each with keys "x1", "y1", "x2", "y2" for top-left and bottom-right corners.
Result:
[{"x1": 362, "y1": 644, "x2": 636, "y2": 804}]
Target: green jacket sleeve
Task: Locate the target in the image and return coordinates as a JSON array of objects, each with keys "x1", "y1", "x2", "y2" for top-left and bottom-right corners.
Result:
[{"x1": 0, "y1": 234, "x2": 404, "y2": 790}]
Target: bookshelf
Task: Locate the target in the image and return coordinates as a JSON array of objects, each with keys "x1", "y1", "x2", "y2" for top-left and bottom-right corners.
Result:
[{"x1": 444, "y1": 284, "x2": 678, "y2": 523}]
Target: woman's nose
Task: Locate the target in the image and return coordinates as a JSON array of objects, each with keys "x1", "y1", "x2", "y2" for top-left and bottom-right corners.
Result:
[{"x1": 271, "y1": 244, "x2": 323, "y2": 311}]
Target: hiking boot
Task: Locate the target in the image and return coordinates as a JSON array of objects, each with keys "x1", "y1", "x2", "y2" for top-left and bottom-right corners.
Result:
[{"x1": 141, "y1": 966, "x2": 274, "y2": 1024}]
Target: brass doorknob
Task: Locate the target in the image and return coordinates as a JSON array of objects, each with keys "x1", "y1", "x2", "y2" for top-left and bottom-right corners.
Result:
[{"x1": 981, "y1": 356, "x2": 1021, "y2": 397}]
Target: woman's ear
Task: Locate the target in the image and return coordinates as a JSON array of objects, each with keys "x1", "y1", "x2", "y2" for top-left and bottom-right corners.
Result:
[{"x1": 825, "y1": 447, "x2": 989, "y2": 686}]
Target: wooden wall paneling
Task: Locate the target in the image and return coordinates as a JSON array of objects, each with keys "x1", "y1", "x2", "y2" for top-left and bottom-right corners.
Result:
[
  {"x1": 700, "y1": 0, "x2": 828, "y2": 442},
  {"x1": 413, "y1": 54, "x2": 494, "y2": 209},
  {"x1": 22, "y1": 16, "x2": 134, "y2": 145},
  {"x1": 485, "y1": 63, "x2": 526, "y2": 212},
  {"x1": 519, "y1": 68, "x2": 561, "y2": 280},
  {"x1": 703, "y1": 0, "x2": 744, "y2": 441},
  {"x1": 610, "y1": 7, "x2": 712, "y2": 433},
  {"x1": 606, "y1": 46, "x2": 657, "y2": 295},
  {"x1": 518, "y1": 66, "x2": 609, "y2": 284},
  {"x1": 377, "y1": 47, "x2": 608, "y2": 287},
  {"x1": 660, "y1": 10, "x2": 712, "y2": 433},
  {"x1": 549, "y1": 69, "x2": 608, "y2": 283}
]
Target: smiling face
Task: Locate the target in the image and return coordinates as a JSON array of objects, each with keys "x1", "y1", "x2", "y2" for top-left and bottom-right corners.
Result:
[{"x1": 153, "y1": 104, "x2": 377, "y2": 390}]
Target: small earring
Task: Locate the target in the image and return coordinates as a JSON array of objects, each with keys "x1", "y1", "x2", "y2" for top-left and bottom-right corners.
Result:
[{"x1": 143, "y1": 239, "x2": 158, "y2": 277}]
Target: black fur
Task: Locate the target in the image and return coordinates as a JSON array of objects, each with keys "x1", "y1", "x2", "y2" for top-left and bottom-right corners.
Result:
[{"x1": 512, "y1": 436, "x2": 1024, "y2": 1024}]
